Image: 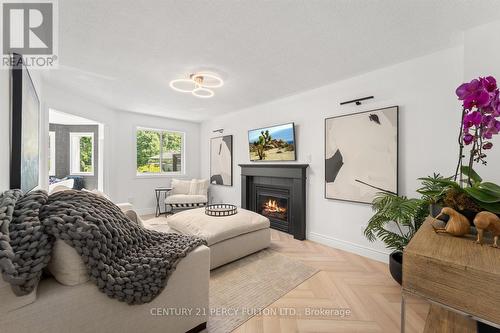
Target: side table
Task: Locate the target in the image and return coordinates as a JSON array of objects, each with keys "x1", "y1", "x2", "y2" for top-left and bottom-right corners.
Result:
[{"x1": 155, "y1": 187, "x2": 172, "y2": 217}]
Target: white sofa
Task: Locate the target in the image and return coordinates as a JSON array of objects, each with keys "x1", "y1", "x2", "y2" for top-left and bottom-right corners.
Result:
[
  {"x1": 0, "y1": 204, "x2": 210, "y2": 333},
  {"x1": 48, "y1": 178, "x2": 75, "y2": 194}
]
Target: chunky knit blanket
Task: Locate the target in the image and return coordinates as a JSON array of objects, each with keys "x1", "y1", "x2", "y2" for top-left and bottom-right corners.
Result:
[{"x1": 0, "y1": 189, "x2": 206, "y2": 304}]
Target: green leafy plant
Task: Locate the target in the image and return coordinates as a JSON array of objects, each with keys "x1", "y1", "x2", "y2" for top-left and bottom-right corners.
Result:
[
  {"x1": 79, "y1": 136, "x2": 93, "y2": 172},
  {"x1": 418, "y1": 168, "x2": 500, "y2": 214},
  {"x1": 460, "y1": 166, "x2": 500, "y2": 213},
  {"x1": 364, "y1": 192, "x2": 428, "y2": 252},
  {"x1": 417, "y1": 173, "x2": 459, "y2": 204}
]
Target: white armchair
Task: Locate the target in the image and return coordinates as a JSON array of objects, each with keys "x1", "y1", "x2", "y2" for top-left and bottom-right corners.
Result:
[{"x1": 165, "y1": 179, "x2": 209, "y2": 213}]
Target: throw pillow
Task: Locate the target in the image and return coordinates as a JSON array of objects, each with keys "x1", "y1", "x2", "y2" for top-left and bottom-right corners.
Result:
[
  {"x1": 190, "y1": 179, "x2": 209, "y2": 196},
  {"x1": 171, "y1": 179, "x2": 191, "y2": 195},
  {"x1": 47, "y1": 240, "x2": 89, "y2": 286}
]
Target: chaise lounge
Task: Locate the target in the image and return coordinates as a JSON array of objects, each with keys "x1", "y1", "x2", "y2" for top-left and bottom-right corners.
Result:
[{"x1": 1, "y1": 202, "x2": 210, "y2": 333}]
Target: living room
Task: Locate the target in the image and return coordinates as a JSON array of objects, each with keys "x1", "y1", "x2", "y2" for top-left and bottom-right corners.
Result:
[{"x1": 1, "y1": 1, "x2": 500, "y2": 333}]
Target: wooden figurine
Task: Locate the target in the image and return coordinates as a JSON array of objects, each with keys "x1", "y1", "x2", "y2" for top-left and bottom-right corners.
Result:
[
  {"x1": 473, "y1": 211, "x2": 500, "y2": 248},
  {"x1": 432, "y1": 207, "x2": 470, "y2": 237}
]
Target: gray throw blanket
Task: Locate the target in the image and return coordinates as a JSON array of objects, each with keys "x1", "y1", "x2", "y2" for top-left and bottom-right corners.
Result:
[{"x1": 0, "y1": 189, "x2": 206, "y2": 304}]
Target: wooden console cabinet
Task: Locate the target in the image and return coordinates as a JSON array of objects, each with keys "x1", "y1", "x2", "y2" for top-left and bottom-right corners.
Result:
[{"x1": 402, "y1": 219, "x2": 500, "y2": 332}]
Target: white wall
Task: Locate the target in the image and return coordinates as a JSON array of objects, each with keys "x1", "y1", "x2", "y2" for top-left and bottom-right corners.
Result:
[
  {"x1": 44, "y1": 84, "x2": 201, "y2": 214},
  {"x1": 464, "y1": 20, "x2": 500, "y2": 82},
  {"x1": 200, "y1": 46, "x2": 466, "y2": 262}
]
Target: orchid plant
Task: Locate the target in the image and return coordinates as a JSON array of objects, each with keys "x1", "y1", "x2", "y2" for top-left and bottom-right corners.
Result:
[
  {"x1": 455, "y1": 76, "x2": 500, "y2": 185},
  {"x1": 364, "y1": 76, "x2": 500, "y2": 254}
]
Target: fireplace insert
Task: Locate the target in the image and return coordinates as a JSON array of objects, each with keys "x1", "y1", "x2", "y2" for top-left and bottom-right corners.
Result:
[
  {"x1": 255, "y1": 186, "x2": 291, "y2": 233},
  {"x1": 258, "y1": 194, "x2": 288, "y2": 223}
]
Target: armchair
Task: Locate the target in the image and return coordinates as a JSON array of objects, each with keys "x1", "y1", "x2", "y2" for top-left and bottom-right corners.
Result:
[{"x1": 165, "y1": 179, "x2": 209, "y2": 213}]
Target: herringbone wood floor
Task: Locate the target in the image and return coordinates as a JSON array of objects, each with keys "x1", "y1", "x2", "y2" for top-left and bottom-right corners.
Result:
[
  {"x1": 142, "y1": 215, "x2": 428, "y2": 332},
  {"x1": 233, "y1": 230, "x2": 428, "y2": 333}
]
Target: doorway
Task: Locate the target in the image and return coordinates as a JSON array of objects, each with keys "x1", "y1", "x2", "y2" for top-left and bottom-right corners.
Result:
[{"x1": 48, "y1": 109, "x2": 104, "y2": 192}]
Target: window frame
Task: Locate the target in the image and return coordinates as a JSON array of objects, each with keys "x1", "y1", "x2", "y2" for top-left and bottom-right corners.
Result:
[
  {"x1": 48, "y1": 131, "x2": 56, "y2": 176},
  {"x1": 135, "y1": 127, "x2": 186, "y2": 177},
  {"x1": 69, "y1": 132, "x2": 95, "y2": 176}
]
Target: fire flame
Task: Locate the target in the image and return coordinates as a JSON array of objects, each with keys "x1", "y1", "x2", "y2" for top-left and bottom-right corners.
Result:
[{"x1": 264, "y1": 199, "x2": 286, "y2": 213}]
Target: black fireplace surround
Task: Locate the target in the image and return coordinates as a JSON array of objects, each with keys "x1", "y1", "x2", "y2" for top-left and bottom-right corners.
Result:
[{"x1": 240, "y1": 164, "x2": 308, "y2": 240}]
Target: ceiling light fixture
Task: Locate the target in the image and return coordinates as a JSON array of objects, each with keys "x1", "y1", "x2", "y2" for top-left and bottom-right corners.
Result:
[
  {"x1": 192, "y1": 86, "x2": 214, "y2": 98},
  {"x1": 169, "y1": 79, "x2": 197, "y2": 93},
  {"x1": 169, "y1": 72, "x2": 223, "y2": 98}
]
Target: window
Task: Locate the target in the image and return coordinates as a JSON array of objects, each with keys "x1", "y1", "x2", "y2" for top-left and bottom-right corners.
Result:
[
  {"x1": 136, "y1": 128, "x2": 184, "y2": 175},
  {"x1": 70, "y1": 132, "x2": 94, "y2": 175},
  {"x1": 48, "y1": 131, "x2": 56, "y2": 176}
]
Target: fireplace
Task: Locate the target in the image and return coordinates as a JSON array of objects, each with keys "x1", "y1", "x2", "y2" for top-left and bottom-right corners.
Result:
[{"x1": 240, "y1": 164, "x2": 308, "y2": 240}]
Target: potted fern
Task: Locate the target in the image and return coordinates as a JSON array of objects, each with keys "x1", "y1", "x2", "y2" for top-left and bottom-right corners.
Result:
[{"x1": 364, "y1": 192, "x2": 428, "y2": 285}]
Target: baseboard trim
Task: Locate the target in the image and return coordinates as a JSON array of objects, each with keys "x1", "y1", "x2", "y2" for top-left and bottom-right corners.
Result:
[{"x1": 308, "y1": 232, "x2": 390, "y2": 263}]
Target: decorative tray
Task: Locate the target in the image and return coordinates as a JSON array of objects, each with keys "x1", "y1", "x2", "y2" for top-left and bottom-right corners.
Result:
[{"x1": 205, "y1": 204, "x2": 238, "y2": 217}]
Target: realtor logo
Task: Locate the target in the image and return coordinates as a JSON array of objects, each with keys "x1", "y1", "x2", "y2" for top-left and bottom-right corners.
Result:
[{"x1": 1, "y1": 0, "x2": 58, "y2": 68}]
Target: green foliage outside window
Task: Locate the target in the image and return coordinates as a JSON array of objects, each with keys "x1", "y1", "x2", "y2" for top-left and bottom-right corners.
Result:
[
  {"x1": 136, "y1": 129, "x2": 183, "y2": 174},
  {"x1": 79, "y1": 136, "x2": 93, "y2": 173}
]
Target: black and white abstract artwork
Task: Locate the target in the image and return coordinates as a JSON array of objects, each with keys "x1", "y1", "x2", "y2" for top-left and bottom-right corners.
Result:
[
  {"x1": 210, "y1": 135, "x2": 233, "y2": 186},
  {"x1": 325, "y1": 106, "x2": 398, "y2": 204}
]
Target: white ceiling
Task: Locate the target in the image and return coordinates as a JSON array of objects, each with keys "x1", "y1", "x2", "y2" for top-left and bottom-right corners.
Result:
[
  {"x1": 44, "y1": 0, "x2": 500, "y2": 122},
  {"x1": 49, "y1": 109, "x2": 100, "y2": 125}
]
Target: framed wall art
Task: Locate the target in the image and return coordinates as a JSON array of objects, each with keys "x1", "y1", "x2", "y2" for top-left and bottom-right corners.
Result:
[
  {"x1": 325, "y1": 106, "x2": 398, "y2": 204},
  {"x1": 10, "y1": 54, "x2": 41, "y2": 193},
  {"x1": 210, "y1": 135, "x2": 233, "y2": 186}
]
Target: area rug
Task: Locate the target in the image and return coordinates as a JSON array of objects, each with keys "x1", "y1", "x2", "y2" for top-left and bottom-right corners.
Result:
[{"x1": 206, "y1": 249, "x2": 318, "y2": 333}]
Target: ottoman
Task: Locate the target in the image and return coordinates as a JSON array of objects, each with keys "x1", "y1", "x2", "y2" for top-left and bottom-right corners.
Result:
[{"x1": 167, "y1": 207, "x2": 271, "y2": 269}]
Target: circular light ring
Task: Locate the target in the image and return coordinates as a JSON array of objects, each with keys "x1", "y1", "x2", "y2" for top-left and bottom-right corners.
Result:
[
  {"x1": 191, "y1": 73, "x2": 224, "y2": 88},
  {"x1": 169, "y1": 79, "x2": 197, "y2": 93},
  {"x1": 192, "y1": 87, "x2": 214, "y2": 98}
]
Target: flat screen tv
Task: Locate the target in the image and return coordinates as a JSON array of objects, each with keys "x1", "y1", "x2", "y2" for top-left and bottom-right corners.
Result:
[
  {"x1": 10, "y1": 54, "x2": 40, "y2": 193},
  {"x1": 248, "y1": 123, "x2": 296, "y2": 161}
]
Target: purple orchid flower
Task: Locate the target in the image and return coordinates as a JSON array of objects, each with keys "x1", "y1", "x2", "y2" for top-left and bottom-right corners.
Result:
[
  {"x1": 456, "y1": 79, "x2": 481, "y2": 100},
  {"x1": 456, "y1": 76, "x2": 499, "y2": 170},
  {"x1": 481, "y1": 76, "x2": 497, "y2": 92},
  {"x1": 492, "y1": 91, "x2": 500, "y2": 116},
  {"x1": 465, "y1": 90, "x2": 491, "y2": 109},
  {"x1": 463, "y1": 111, "x2": 482, "y2": 130},
  {"x1": 463, "y1": 133, "x2": 474, "y2": 145},
  {"x1": 456, "y1": 77, "x2": 495, "y2": 109},
  {"x1": 483, "y1": 119, "x2": 500, "y2": 139}
]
